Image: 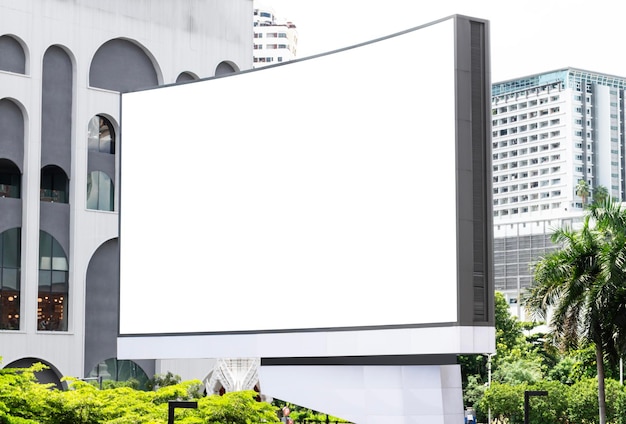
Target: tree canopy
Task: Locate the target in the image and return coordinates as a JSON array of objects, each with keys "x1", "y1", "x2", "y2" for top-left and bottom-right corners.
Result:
[{"x1": 524, "y1": 199, "x2": 626, "y2": 424}]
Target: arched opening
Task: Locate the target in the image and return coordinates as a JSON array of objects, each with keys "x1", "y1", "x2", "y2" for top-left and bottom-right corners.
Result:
[
  {"x1": 41, "y1": 45, "x2": 73, "y2": 175},
  {"x1": 176, "y1": 71, "x2": 198, "y2": 83},
  {"x1": 0, "y1": 34, "x2": 26, "y2": 74},
  {"x1": 4, "y1": 357, "x2": 64, "y2": 390},
  {"x1": 0, "y1": 227, "x2": 21, "y2": 330},
  {"x1": 0, "y1": 159, "x2": 20, "y2": 198},
  {"x1": 89, "y1": 38, "x2": 159, "y2": 92},
  {"x1": 87, "y1": 358, "x2": 149, "y2": 390},
  {"x1": 215, "y1": 61, "x2": 238, "y2": 76},
  {"x1": 0, "y1": 98, "x2": 25, "y2": 173},
  {"x1": 38, "y1": 231, "x2": 68, "y2": 331},
  {"x1": 40, "y1": 165, "x2": 68, "y2": 203}
]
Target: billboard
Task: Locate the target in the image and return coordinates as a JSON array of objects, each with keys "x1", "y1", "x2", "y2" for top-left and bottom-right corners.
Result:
[{"x1": 118, "y1": 15, "x2": 494, "y2": 360}]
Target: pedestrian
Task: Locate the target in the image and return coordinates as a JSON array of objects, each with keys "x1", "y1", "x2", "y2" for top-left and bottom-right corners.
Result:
[{"x1": 281, "y1": 406, "x2": 293, "y2": 424}]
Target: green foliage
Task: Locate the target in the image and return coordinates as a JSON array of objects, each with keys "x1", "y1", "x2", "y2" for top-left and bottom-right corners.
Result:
[
  {"x1": 494, "y1": 292, "x2": 525, "y2": 355},
  {"x1": 152, "y1": 380, "x2": 203, "y2": 405},
  {"x1": 482, "y1": 380, "x2": 568, "y2": 424},
  {"x1": 197, "y1": 390, "x2": 279, "y2": 423},
  {"x1": 576, "y1": 179, "x2": 590, "y2": 205},
  {"x1": 526, "y1": 380, "x2": 569, "y2": 424},
  {"x1": 480, "y1": 381, "x2": 526, "y2": 424},
  {"x1": 615, "y1": 385, "x2": 626, "y2": 424},
  {"x1": 272, "y1": 399, "x2": 350, "y2": 423},
  {"x1": 146, "y1": 371, "x2": 182, "y2": 391},
  {"x1": 463, "y1": 374, "x2": 486, "y2": 423},
  {"x1": 0, "y1": 361, "x2": 279, "y2": 424},
  {"x1": 593, "y1": 185, "x2": 609, "y2": 205},
  {"x1": 568, "y1": 378, "x2": 624, "y2": 424},
  {"x1": 493, "y1": 357, "x2": 544, "y2": 385}
]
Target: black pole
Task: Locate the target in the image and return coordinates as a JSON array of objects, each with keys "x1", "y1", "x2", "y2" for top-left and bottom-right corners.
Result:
[
  {"x1": 524, "y1": 390, "x2": 548, "y2": 424},
  {"x1": 167, "y1": 400, "x2": 198, "y2": 424}
]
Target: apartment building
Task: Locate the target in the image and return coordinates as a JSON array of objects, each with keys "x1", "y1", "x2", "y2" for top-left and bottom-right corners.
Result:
[
  {"x1": 491, "y1": 68, "x2": 626, "y2": 316},
  {"x1": 253, "y1": 4, "x2": 298, "y2": 67}
]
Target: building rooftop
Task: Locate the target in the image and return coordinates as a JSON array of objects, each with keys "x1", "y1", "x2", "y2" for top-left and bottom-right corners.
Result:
[{"x1": 492, "y1": 67, "x2": 626, "y2": 96}]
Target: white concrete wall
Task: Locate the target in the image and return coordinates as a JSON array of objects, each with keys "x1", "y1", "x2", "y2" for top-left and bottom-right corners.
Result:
[{"x1": 0, "y1": 0, "x2": 252, "y2": 379}]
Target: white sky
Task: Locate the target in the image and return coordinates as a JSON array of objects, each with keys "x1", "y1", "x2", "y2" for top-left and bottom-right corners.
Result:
[{"x1": 257, "y1": 0, "x2": 626, "y2": 83}]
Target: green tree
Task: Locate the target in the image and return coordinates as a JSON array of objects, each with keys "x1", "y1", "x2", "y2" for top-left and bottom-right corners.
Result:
[
  {"x1": 494, "y1": 291, "x2": 525, "y2": 354},
  {"x1": 567, "y1": 377, "x2": 623, "y2": 424},
  {"x1": 593, "y1": 185, "x2": 609, "y2": 205},
  {"x1": 588, "y1": 199, "x2": 626, "y2": 364},
  {"x1": 463, "y1": 375, "x2": 487, "y2": 423},
  {"x1": 197, "y1": 390, "x2": 278, "y2": 423},
  {"x1": 526, "y1": 380, "x2": 569, "y2": 424},
  {"x1": 146, "y1": 371, "x2": 182, "y2": 391},
  {"x1": 480, "y1": 381, "x2": 526, "y2": 424},
  {"x1": 492, "y1": 357, "x2": 543, "y2": 385},
  {"x1": 576, "y1": 179, "x2": 590, "y2": 206},
  {"x1": 525, "y1": 214, "x2": 612, "y2": 424}
]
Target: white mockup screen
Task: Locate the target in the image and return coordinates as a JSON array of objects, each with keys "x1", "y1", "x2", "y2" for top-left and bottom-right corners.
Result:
[{"x1": 119, "y1": 18, "x2": 457, "y2": 340}]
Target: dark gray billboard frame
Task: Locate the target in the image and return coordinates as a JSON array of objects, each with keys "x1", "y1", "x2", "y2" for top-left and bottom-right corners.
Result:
[{"x1": 454, "y1": 15, "x2": 493, "y2": 329}]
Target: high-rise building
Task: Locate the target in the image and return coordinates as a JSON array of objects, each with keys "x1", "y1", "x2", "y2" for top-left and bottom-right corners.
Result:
[
  {"x1": 253, "y1": 4, "x2": 298, "y2": 67},
  {"x1": 491, "y1": 68, "x2": 626, "y2": 317},
  {"x1": 0, "y1": 0, "x2": 252, "y2": 388}
]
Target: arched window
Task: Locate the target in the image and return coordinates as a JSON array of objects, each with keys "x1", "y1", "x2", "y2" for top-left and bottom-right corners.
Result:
[
  {"x1": 0, "y1": 159, "x2": 20, "y2": 198},
  {"x1": 87, "y1": 358, "x2": 149, "y2": 390},
  {"x1": 0, "y1": 35, "x2": 26, "y2": 74},
  {"x1": 89, "y1": 39, "x2": 159, "y2": 92},
  {"x1": 215, "y1": 61, "x2": 238, "y2": 76},
  {"x1": 40, "y1": 165, "x2": 68, "y2": 203},
  {"x1": 38, "y1": 231, "x2": 68, "y2": 331},
  {"x1": 0, "y1": 228, "x2": 20, "y2": 330},
  {"x1": 88, "y1": 115, "x2": 115, "y2": 154},
  {"x1": 176, "y1": 71, "x2": 197, "y2": 83},
  {"x1": 86, "y1": 171, "x2": 114, "y2": 211}
]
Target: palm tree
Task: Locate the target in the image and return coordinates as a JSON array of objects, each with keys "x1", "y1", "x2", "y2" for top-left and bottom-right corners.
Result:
[
  {"x1": 592, "y1": 185, "x2": 609, "y2": 206},
  {"x1": 589, "y1": 200, "x2": 626, "y2": 361},
  {"x1": 576, "y1": 179, "x2": 590, "y2": 206},
  {"x1": 525, "y1": 216, "x2": 610, "y2": 424}
]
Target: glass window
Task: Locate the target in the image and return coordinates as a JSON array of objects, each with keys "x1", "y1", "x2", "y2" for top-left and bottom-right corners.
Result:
[
  {"x1": 38, "y1": 231, "x2": 68, "y2": 331},
  {"x1": 0, "y1": 160, "x2": 21, "y2": 199},
  {"x1": 87, "y1": 358, "x2": 149, "y2": 390},
  {"x1": 86, "y1": 171, "x2": 114, "y2": 211},
  {"x1": 0, "y1": 228, "x2": 21, "y2": 330},
  {"x1": 40, "y1": 166, "x2": 68, "y2": 203},
  {"x1": 88, "y1": 115, "x2": 115, "y2": 154}
]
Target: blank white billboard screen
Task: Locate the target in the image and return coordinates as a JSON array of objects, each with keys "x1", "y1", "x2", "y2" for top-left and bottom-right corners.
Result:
[{"x1": 120, "y1": 18, "x2": 457, "y2": 339}]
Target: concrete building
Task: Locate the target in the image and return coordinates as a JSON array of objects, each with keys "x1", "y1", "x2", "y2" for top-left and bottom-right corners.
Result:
[
  {"x1": 253, "y1": 4, "x2": 298, "y2": 67},
  {"x1": 0, "y1": 0, "x2": 252, "y2": 388},
  {"x1": 491, "y1": 68, "x2": 626, "y2": 317}
]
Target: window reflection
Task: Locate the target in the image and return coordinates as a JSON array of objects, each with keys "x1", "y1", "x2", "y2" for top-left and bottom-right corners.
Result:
[
  {"x1": 88, "y1": 115, "x2": 115, "y2": 154},
  {"x1": 86, "y1": 171, "x2": 114, "y2": 211},
  {"x1": 38, "y1": 231, "x2": 68, "y2": 331},
  {"x1": 87, "y1": 358, "x2": 149, "y2": 390},
  {"x1": 0, "y1": 228, "x2": 21, "y2": 330}
]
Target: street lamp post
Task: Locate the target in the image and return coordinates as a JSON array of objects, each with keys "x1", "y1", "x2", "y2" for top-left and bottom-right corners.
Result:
[{"x1": 487, "y1": 352, "x2": 496, "y2": 424}]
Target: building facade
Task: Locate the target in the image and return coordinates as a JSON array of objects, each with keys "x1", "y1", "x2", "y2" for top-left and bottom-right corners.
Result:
[
  {"x1": 0, "y1": 0, "x2": 252, "y2": 387},
  {"x1": 491, "y1": 68, "x2": 626, "y2": 316},
  {"x1": 253, "y1": 4, "x2": 298, "y2": 67}
]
